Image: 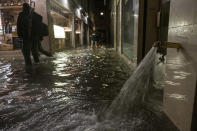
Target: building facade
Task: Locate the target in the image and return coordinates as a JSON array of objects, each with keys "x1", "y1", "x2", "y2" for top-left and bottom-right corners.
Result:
[
  {"x1": 110, "y1": 0, "x2": 197, "y2": 131},
  {"x1": 44, "y1": 0, "x2": 91, "y2": 52},
  {"x1": 0, "y1": 0, "x2": 92, "y2": 52}
]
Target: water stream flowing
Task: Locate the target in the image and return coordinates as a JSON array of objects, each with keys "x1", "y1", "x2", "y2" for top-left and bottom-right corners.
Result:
[
  {"x1": 0, "y1": 48, "x2": 178, "y2": 131},
  {"x1": 106, "y1": 48, "x2": 157, "y2": 117}
]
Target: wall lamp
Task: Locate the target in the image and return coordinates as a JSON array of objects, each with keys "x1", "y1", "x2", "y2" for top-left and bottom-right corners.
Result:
[{"x1": 100, "y1": 12, "x2": 104, "y2": 16}]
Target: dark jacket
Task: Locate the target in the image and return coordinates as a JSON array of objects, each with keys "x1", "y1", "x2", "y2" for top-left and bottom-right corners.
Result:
[
  {"x1": 41, "y1": 23, "x2": 49, "y2": 37},
  {"x1": 17, "y1": 12, "x2": 31, "y2": 39},
  {"x1": 31, "y1": 12, "x2": 43, "y2": 37}
]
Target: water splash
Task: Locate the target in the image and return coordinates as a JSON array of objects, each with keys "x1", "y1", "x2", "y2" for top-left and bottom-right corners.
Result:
[
  {"x1": 0, "y1": 48, "x2": 178, "y2": 131},
  {"x1": 106, "y1": 48, "x2": 157, "y2": 117}
]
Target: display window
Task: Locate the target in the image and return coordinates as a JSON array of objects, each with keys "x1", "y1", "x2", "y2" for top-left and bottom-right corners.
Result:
[
  {"x1": 0, "y1": 6, "x2": 22, "y2": 50},
  {"x1": 0, "y1": 0, "x2": 33, "y2": 50},
  {"x1": 122, "y1": 0, "x2": 138, "y2": 62},
  {"x1": 50, "y1": 10, "x2": 72, "y2": 50}
]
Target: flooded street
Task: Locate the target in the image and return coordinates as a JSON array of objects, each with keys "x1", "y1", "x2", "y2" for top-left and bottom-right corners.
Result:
[{"x1": 0, "y1": 48, "x2": 177, "y2": 131}]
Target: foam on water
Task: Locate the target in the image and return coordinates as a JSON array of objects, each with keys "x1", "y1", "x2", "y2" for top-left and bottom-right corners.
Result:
[{"x1": 106, "y1": 48, "x2": 157, "y2": 117}]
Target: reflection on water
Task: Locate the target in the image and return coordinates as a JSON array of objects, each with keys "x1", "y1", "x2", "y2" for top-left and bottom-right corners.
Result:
[
  {"x1": 166, "y1": 81, "x2": 181, "y2": 86},
  {"x1": 0, "y1": 48, "x2": 132, "y2": 130},
  {"x1": 173, "y1": 71, "x2": 191, "y2": 80},
  {"x1": 0, "y1": 48, "x2": 177, "y2": 131},
  {"x1": 167, "y1": 94, "x2": 187, "y2": 101}
]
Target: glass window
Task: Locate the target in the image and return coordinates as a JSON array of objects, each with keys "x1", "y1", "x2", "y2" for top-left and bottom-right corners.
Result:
[
  {"x1": 51, "y1": 10, "x2": 72, "y2": 40},
  {"x1": 50, "y1": 10, "x2": 72, "y2": 50},
  {"x1": 122, "y1": 0, "x2": 138, "y2": 62}
]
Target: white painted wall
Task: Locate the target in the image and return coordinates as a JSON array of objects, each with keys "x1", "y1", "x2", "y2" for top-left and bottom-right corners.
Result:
[{"x1": 165, "y1": 0, "x2": 197, "y2": 130}]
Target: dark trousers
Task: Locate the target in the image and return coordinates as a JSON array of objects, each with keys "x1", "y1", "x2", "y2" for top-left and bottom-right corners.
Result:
[
  {"x1": 22, "y1": 38, "x2": 40, "y2": 66},
  {"x1": 38, "y1": 40, "x2": 52, "y2": 57}
]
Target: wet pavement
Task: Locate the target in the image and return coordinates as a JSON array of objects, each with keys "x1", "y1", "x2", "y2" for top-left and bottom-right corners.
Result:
[{"x1": 0, "y1": 48, "x2": 178, "y2": 131}]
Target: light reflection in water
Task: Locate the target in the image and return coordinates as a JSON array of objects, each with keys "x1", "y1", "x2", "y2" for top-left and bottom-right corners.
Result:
[
  {"x1": 0, "y1": 64, "x2": 12, "y2": 82},
  {"x1": 173, "y1": 75, "x2": 186, "y2": 80},
  {"x1": 174, "y1": 71, "x2": 191, "y2": 76},
  {"x1": 167, "y1": 93, "x2": 187, "y2": 101},
  {"x1": 173, "y1": 71, "x2": 191, "y2": 80},
  {"x1": 53, "y1": 72, "x2": 71, "y2": 77},
  {"x1": 0, "y1": 49, "x2": 177, "y2": 130},
  {"x1": 167, "y1": 56, "x2": 187, "y2": 70},
  {"x1": 55, "y1": 82, "x2": 69, "y2": 87},
  {"x1": 52, "y1": 88, "x2": 68, "y2": 93},
  {"x1": 165, "y1": 81, "x2": 181, "y2": 86},
  {"x1": 52, "y1": 53, "x2": 73, "y2": 77}
]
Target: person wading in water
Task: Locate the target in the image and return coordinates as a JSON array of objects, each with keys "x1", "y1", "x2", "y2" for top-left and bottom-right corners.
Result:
[{"x1": 17, "y1": 3, "x2": 52, "y2": 73}]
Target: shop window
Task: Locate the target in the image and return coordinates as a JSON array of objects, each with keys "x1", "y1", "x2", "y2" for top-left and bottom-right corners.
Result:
[
  {"x1": 122, "y1": 0, "x2": 138, "y2": 62},
  {"x1": 53, "y1": 25, "x2": 65, "y2": 38},
  {"x1": 50, "y1": 10, "x2": 72, "y2": 50},
  {"x1": 51, "y1": 10, "x2": 71, "y2": 39},
  {"x1": 0, "y1": 7, "x2": 22, "y2": 46}
]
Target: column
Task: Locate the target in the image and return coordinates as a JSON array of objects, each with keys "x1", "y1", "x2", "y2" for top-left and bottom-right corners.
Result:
[
  {"x1": 71, "y1": 15, "x2": 75, "y2": 48},
  {"x1": 80, "y1": 21, "x2": 84, "y2": 46},
  {"x1": 87, "y1": 27, "x2": 90, "y2": 46}
]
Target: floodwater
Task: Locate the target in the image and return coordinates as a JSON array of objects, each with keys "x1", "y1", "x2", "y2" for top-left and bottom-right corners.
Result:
[{"x1": 0, "y1": 48, "x2": 177, "y2": 131}]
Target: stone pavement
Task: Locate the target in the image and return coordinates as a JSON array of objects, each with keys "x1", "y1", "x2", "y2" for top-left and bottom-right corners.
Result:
[{"x1": 0, "y1": 50, "x2": 22, "y2": 57}]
